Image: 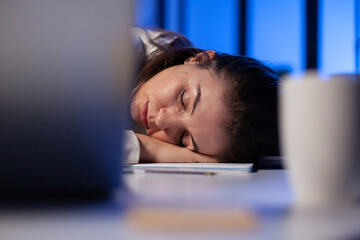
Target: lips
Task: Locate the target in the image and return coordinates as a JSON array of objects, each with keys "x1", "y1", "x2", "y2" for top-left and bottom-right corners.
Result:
[{"x1": 140, "y1": 100, "x2": 149, "y2": 129}]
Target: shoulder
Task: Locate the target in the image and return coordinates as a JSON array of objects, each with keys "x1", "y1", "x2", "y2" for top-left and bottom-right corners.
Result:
[{"x1": 131, "y1": 27, "x2": 176, "y2": 56}]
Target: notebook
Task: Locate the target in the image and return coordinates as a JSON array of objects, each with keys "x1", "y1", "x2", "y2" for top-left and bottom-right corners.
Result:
[{"x1": 124, "y1": 163, "x2": 253, "y2": 174}]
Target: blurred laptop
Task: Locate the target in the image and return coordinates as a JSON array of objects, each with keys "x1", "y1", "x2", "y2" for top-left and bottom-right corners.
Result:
[{"x1": 0, "y1": 0, "x2": 134, "y2": 195}]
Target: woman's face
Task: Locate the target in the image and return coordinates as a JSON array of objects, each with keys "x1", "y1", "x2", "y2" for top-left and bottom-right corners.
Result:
[{"x1": 130, "y1": 62, "x2": 229, "y2": 156}]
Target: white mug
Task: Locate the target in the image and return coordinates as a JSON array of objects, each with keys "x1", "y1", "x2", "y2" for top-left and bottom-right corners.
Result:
[{"x1": 280, "y1": 72, "x2": 360, "y2": 208}]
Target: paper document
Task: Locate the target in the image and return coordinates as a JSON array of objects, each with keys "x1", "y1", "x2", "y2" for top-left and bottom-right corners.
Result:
[{"x1": 124, "y1": 163, "x2": 253, "y2": 174}]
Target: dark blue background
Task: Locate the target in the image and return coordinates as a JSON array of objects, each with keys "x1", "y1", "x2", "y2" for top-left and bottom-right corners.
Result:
[{"x1": 134, "y1": 0, "x2": 360, "y2": 76}]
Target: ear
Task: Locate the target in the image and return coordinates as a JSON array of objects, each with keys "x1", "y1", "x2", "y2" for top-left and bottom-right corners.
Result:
[{"x1": 184, "y1": 50, "x2": 216, "y2": 64}]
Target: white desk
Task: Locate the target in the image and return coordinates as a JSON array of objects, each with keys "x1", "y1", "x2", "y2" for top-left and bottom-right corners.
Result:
[{"x1": 1, "y1": 170, "x2": 360, "y2": 240}]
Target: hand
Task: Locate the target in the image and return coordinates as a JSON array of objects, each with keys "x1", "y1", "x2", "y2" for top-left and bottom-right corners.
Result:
[{"x1": 135, "y1": 134, "x2": 219, "y2": 163}]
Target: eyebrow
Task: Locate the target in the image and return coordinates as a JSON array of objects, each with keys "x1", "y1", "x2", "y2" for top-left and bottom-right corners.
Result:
[{"x1": 190, "y1": 84, "x2": 201, "y2": 152}]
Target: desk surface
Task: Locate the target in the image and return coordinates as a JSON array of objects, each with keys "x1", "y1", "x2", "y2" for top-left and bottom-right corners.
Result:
[{"x1": 1, "y1": 170, "x2": 360, "y2": 240}]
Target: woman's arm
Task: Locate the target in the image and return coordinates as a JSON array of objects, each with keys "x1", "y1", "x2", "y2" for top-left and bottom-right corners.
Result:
[{"x1": 136, "y1": 134, "x2": 219, "y2": 163}]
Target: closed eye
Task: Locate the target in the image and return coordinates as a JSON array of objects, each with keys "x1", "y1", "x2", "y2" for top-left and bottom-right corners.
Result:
[{"x1": 178, "y1": 88, "x2": 186, "y2": 109}]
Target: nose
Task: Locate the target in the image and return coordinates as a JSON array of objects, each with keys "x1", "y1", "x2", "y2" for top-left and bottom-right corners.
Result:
[{"x1": 155, "y1": 107, "x2": 182, "y2": 130}]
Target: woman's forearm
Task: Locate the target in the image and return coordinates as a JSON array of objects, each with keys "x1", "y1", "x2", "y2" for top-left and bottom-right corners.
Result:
[{"x1": 135, "y1": 134, "x2": 218, "y2": 163}]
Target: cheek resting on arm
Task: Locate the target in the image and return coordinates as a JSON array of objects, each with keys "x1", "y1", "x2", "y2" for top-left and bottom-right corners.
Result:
[{"x1": 135, "y1": 134, "x2": 219, "y2": 163}]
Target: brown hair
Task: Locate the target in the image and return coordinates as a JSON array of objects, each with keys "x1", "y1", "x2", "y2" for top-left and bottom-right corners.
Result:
[
  {"x1": 133, "y1": 29, "x2": 279, "y2": 163},
  {"x1": 214, "y1": 54, "x2": 279, "y2": 163}
]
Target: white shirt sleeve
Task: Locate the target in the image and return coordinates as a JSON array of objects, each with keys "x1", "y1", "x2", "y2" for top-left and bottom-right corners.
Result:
[
  {"x1": 131, "y1": 27, "x2": 175, "y2": 57},
  {"x1": 122, "y1": 130, "x2": 140, "y2": 164}
]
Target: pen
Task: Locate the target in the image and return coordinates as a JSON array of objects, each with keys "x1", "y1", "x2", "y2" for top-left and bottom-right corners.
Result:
[
  {"x1": 144, "y1": 169, "x2": 217, "y2": 175},
  {"x1": 122, "y1": 168, "x2": 217, "y2": 175}
]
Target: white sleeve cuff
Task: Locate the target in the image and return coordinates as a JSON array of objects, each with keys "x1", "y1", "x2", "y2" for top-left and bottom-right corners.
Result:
[{"x1": 122, "y1": 130, "x2": 140, "y2": 165}]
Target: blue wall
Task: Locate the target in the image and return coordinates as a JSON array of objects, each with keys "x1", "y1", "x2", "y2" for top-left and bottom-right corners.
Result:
[
  {"x1": 248, "y1": 0, "x2": 304, "y2": 73},
  {"x1": 134, "y1": 0, "x2": 359, "y2": 75},
  {"x1": 320, "y1": 0, "x2": 355, "y2": 75},
  {"x1": 184, "y1": 0, "x2": 239, "y2": 55}
]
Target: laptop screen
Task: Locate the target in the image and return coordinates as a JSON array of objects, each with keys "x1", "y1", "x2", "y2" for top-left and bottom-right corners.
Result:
[{"x1": 0, "y1": 0, "x2": 134, "y2": 194}]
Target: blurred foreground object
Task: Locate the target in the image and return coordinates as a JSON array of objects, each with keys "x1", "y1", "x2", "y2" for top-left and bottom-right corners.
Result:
[
  {"x1": 280, "y1": 72, "x2": 360, "y2": 209},
  {"x1": 0, "y1": 0, "x2": 134, "y2": 195},
  {"x1": 126, "y1": 206, "x2": 257, "y2": 232}
]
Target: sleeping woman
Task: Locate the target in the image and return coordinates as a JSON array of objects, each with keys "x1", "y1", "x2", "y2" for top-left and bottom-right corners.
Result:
[{"x1": 123, "y1": 28, "x2": 279, "y2": 165}]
